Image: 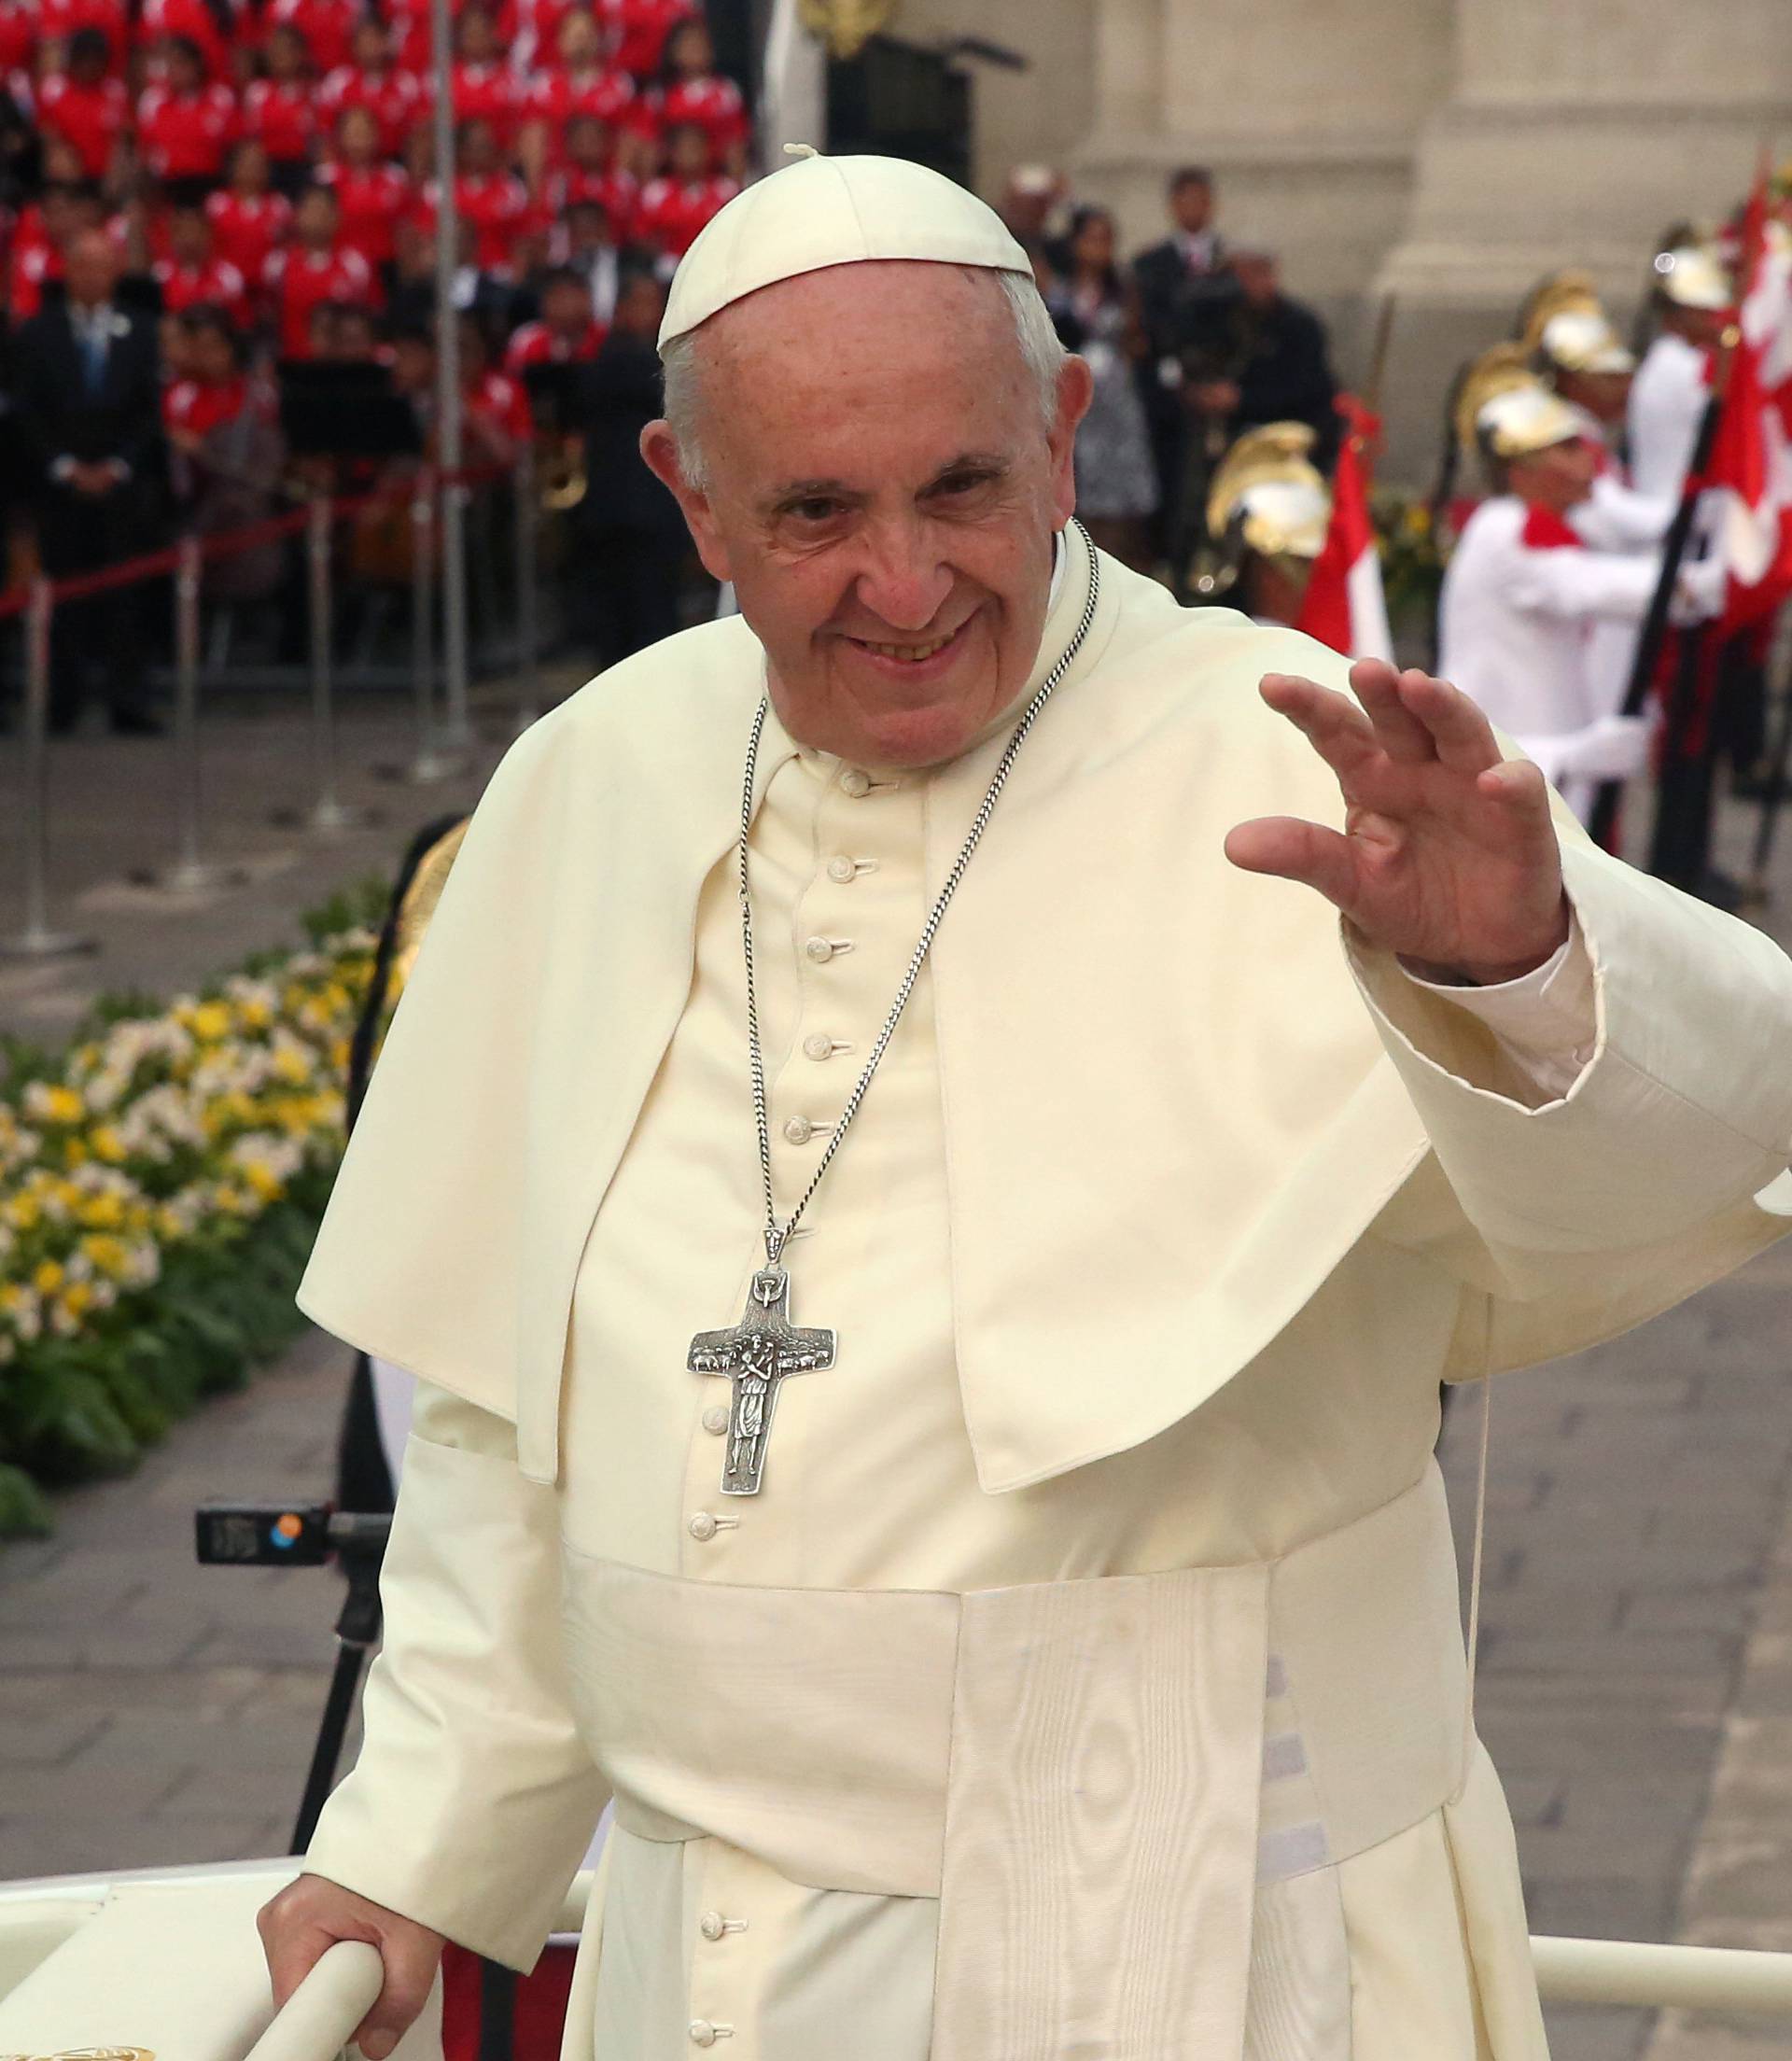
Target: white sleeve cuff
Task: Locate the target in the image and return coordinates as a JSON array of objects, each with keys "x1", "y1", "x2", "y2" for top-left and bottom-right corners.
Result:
[{"x1": 1397, "y1": 913, "x2": 1597, "y2": 1102}]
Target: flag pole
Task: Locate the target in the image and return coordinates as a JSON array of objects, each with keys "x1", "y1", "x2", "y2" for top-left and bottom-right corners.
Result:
[{"x1": 1586, "y1": 355, "x2": 1731, "y2": 849}]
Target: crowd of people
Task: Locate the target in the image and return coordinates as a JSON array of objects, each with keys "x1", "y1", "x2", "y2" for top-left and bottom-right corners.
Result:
[
  {"x1": 0, "y1": 0, "x2": 751, "y2": 731},
  {"x1": 998, "y1": 161, "x2": 1342, "y2": 583}
]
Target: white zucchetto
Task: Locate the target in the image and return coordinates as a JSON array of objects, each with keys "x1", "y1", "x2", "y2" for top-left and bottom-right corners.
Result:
[{"x1": 658, "y1": 147, "x2": 1033, "y2": 354}]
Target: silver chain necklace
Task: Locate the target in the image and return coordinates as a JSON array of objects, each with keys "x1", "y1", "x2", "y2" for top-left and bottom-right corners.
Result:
[{"x1": 686, "y1": 523, "x2": 1100, "y2": 1494}]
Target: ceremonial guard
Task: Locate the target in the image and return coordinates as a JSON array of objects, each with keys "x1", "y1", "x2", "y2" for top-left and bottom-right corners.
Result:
[
  {"x1": 1628, "y1": 244, "x2": 1732, "y2": 502},
  {"x1": 263, "y1": 155, "x2": 1792, "y2": 2061},
  {"x1": 1193, "y1": 420, "x2": 1329, "y2": 627},
  {"x1": 1438, "y1": 368, "x2": 1719, "y2": 827}
]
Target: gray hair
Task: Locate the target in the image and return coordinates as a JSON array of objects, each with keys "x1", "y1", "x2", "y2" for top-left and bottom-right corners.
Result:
[{"x1": 660, "y1": 266, "x2": 1068, "y2": 494}]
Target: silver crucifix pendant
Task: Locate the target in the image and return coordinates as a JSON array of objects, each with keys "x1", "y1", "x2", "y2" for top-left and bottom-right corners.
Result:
[{"x1": 688, "y1": 1266, "x2": 836, "y2": 1494}]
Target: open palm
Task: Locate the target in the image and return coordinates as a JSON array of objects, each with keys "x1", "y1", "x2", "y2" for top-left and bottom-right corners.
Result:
[{"x1": 1225, "y1": 660, "x2": 1570, "y2": 985}]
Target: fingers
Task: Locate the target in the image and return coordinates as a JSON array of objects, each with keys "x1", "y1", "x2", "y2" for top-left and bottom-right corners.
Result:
[
  {"x1": 1348, "y1": 659, "x2": 1434, "y2": 764},
  {"x1": 1388, "y1": 668, "x2": 1503, "y2": 775},
  {"x1": 1224, "y1": 814, "x2": 1362, "y2": 913},
  {"x1": 258, "y1": 1875, "x2": 445, "y2": 2061},
  {"x1": 1258, "y1": 673, "x2": 1379, "y2": 782},
  {"x1": 356, "y1": 1939, "x2": 444, "y2": 2061}
]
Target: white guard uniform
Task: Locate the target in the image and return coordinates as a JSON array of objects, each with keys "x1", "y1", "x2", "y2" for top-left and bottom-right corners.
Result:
[{"x1": 1438, "y1": 495, "x2": 1658, "y2": 821}]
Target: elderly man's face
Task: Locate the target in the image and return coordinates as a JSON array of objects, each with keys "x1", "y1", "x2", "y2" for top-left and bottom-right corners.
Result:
[{"x1": 643, "y1": 261, "x2": 1092, "y2": 769}]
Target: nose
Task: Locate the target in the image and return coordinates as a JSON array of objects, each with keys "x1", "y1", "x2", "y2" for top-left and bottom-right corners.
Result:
[{"x1": 849, "y1": 519, "x2": 954, "y2": 634}]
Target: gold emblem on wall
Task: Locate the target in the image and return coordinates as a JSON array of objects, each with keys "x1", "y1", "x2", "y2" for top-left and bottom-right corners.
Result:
[{"x1": 797, "y1": 0, "x2": 896, "y2": 61}]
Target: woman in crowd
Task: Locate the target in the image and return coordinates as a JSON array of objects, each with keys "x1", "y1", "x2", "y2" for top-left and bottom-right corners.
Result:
[{"x1": 1046, "y1": 203, "x2": 1159, "y2": 569}]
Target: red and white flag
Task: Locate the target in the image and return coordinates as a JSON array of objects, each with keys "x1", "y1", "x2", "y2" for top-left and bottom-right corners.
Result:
[
  {"x1": 1711, "y1": 169, "x2": 1792, "y2": 633},
  {"x1": 1297, "y1": 395, "x2": 1394, "y2": 663}
]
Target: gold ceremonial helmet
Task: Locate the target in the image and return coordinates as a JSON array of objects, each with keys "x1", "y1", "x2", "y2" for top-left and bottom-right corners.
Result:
[
  {"x1": 1205, "y1": 422, "x2": 1330, "y2": 560},
  {"x1": 1652, "y1": 243, "x2": 1730, "y2": 310},
  {"x1": 392, "y1": 819, "x2": 469, "y2": 986},
  {"x1": 1474, "y1": 379, "x2": 1585, "y2": 462},
  {"x1": 1450, "y1": 342, "x2": 1534, "y2": 456},
  {"x1": 1515, "y1": 270, "x2": 1604, "y2": 354}
]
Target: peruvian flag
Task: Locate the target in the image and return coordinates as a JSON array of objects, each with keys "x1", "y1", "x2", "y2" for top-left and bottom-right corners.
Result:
[
  {"x1": 1297, "y1": 394, "x2": 1394, "y2": 662},
  {"x1": 1712, "y1": 166, "x2": 1792, "y2": 633}
]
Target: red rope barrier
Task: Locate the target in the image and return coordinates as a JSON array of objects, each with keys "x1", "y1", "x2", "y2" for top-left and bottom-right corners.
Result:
[{"x1": 0, "y1": 460, "x2": 520, "y2": 621}]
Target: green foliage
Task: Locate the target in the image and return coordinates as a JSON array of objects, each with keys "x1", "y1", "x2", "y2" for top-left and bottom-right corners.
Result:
[{"x1": 0, "y1": 879, "x2": 396, "y2": 1539}]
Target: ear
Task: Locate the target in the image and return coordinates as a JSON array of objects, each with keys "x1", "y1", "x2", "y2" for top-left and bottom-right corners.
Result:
[
  {"x1": 1046, "y1": 355, "x2": 1096, "y2": 530},
  {"x1": 639, "y1": 418, "x2": 733, "y2": 584}
]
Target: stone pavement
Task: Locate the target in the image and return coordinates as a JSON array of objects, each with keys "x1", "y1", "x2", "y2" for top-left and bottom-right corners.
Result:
[{"x1": 3, "y1": 689, "x2": 1792, "y2": 2058}]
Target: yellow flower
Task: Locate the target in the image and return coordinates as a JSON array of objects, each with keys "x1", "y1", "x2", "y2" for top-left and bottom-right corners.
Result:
[
  {"x1": 190, "y1": 1001, "x2": 232, "y2": 1043},
  {"x1": 60, "y1": 1280, "x2": 95, "y2": 1319},
  {"x1": 243, "y1": 1162, "x2": 284, "y2": 1202},
  {"x1": 40, "y1": 1086, "x2": 84, "y2": 1125},
  {"x1": 63, "y1": 1138, "x2": 89, "y2": 1167},
  {"x1": 33, "y1": 1259, "x2": 64, "y2": 1295},
  {"x1": 4, "y1": 1193, "x2": 42, "y2": 1230},
  {"x1": 81, "y1": 1233, "x2": 130, "y2": 1278},
  {"x1": 235, "y1": 996, "x2": 274, "y2": 1030},
  {"x1": 90, "y1": 1125, "x2": 128, "y2": 1163},
  {"x1": 79, "y1": 1191, "x2": 126, "y2": 1229}
]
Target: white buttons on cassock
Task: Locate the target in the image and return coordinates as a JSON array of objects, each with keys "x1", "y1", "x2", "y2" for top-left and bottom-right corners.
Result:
[
  {"x1": 840, "y1": 768, "x2": 872, "y2": 797},
  {"x1": 803, "y1": 1032, "x2": 835, "y2": 1061},
  {"x1": 688, "y1": 1512, "x2": 719, "y2": 1542},
  {"x1": 805, "y1": 934, "x2": 854, "y2": 962},
  {"x1": 699, "y1": 1909, "x2": 727, "y2": 1941},
  {"x1": 826, "y1": 854, "x2": 858, "y2": 883},
  {"x1": 701, "y1": 1405, "x2": 729, "y2": 1436},
  {"x1": 689, "y1": 2020, "x2": 734, "y2": 2046},
  {"x1": 783, "y1": 1115, "x2": 816, "y2": 1145}
]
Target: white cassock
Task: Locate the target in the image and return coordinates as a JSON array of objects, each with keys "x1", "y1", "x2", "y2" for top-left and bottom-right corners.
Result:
[
  {"x1": 297, "y1": 526, "x2": 1792, "y2": 2060},
  {"x1": 1438, "y1": 494, "x2": 1664, "y2": 824}
]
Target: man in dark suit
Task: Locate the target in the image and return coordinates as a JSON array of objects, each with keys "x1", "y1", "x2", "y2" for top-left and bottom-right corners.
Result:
[
  {"x1": 1130, "y1": 165, "x2": 1236, "y2": 575},
  {"x1": 14, "y1": 228, "x2": 166, "y2": 734},
  {"x1": 1212, "y1": 248, "x2": 1341, "y2": 470}
]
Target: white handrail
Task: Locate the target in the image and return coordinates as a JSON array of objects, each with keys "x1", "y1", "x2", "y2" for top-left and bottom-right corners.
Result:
[
  {"x1": 233, "y1": 1921, "x2": 1792, "y2": 2058},
  {"x1": 243, "y1": 1938, "x2": 384, "y2": 2061},
  {"x1": 1533, "y1": 1934, "x2": 1792, "y2": 2013}
]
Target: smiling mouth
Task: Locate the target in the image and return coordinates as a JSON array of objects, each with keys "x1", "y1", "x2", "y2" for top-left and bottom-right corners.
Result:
[{"x1": 845, "y1": 620, "x2": 967, "y2": 665}]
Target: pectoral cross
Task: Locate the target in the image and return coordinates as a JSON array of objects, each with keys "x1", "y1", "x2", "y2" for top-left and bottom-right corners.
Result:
[{"x1": 688, "y1": 1266, "x2": 835, "y2": 1495}]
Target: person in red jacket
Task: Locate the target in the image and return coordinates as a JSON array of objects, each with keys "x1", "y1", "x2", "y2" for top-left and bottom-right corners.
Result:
[
  {"x1": 633, "y1": 119, "x2": 735, "y2": 261},
  {"x1": 136, "y1": 34, "x2": 238, "y2": 202},
  {"x1": 35, "y1": 27, "x2": 130, "y2": 183},
  {"x1": 318, "y1": 15, "x2": 425, "y2": 160},
  {"x1": 153, "y1": 197, "x2": 250, "y2": 327},
  {"x1": 136, "y1": 0, "x2": 231, "y2": 79},
  {"x1": 262, "y1": 0, "x2": 358, "y2": 77},
  {"x1": 450, "y1": 4, "x2": 521, "y2": 150},
  {"x1": 641, "y1": 16, "x2": 749, "y2": 178},
  {"x1": 206, "y1": 137, "x2": 292, "y2": 285},
  {"x1": 594, "y1": 0, "x2": 693, "y2": 82},
  {"x1": 518, "y1": 7, "x2": 641, "y2": 161},
  {"x1": 262, "y1": 180, "x2": 375, "y2": 357},
  {"x1": 240, "y1": 19, "x2": 317, "y2": 195},
  {"x1": 316, "y1": 105, "x2": 410, "y2": 272},
  {"x1": 545, "y1": 113, "x2": 638, "y2": 240},
  {"x1": 0, "y1": 0, "x2": 34, "y2": 77},
  {"x1": 452, "y1": 116, "x2": 532, "y2": 273},
  {"x1": 504, "y1": 264, "x2": 605, "y2": 372}
]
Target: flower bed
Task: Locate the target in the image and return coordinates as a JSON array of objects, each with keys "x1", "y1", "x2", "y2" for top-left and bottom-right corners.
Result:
[{"x1": 0, "y1": 882, "x2": 391, "y2": 1538}]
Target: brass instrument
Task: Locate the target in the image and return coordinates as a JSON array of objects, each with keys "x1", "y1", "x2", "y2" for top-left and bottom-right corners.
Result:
[{"x1": 539, "y1": 432, "x2": 587, "y2": 512}]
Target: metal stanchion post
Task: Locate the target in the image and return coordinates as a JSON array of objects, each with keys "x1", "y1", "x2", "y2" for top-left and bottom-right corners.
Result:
[
  {"x1": 0, "y1": 580, "x2": 97, "y2": 960},
  {"x1": 440, "y1": 474, "x2": 473, "y2": 750},
  {"x1": 144, "y1": 535, "x2": 241, "y2": 892},
  {"x1": 303, "y1": 492, "x2": 364, "y2": 836},
  {"x1": 405, "y1": 477, "x2": 457, "y2": 782},
  {"x1": 513, "y1": 444, "x2": 540, "y2": 733}
]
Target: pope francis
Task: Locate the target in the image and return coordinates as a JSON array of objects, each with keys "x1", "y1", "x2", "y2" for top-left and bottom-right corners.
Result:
[{"x1": 260, "y1": 155, "x2": 1792, "y2": 2061}]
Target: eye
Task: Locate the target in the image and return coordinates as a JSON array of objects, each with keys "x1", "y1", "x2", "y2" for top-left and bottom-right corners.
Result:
[
  {"x1": 788, "y1": 498, "x2": 842, "y2": 524},
  {"x1": 931, "y1": 470, "x2": 995, "y2": 499}
]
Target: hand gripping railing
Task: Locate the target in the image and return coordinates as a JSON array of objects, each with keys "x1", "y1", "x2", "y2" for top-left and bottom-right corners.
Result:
[{"x1": 244, "y1": 1939, "x2": 384, "y2": 2061}]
